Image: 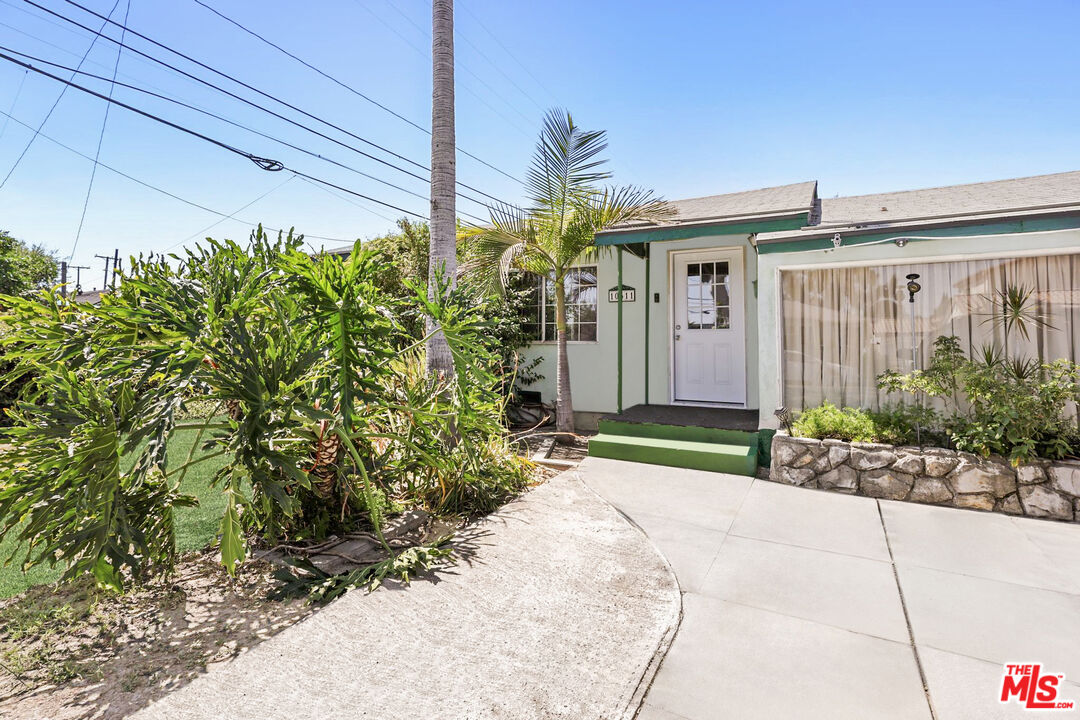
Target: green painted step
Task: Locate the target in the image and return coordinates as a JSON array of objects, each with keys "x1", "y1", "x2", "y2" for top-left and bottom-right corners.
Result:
[
  {"x1": 588, "y1": 433, "x2": 757, "y2": 476},
  {"x1": 597, "y1": 418, "x2": 757, "y2": 447}
]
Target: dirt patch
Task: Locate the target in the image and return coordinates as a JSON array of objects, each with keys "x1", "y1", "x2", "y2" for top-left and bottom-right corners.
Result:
[
  {"x1": 549, "y1": 434, "x2": 590, "y2": 463},
  {"x1": 0, "y1": 550, "x2": 313, "y2": 720}
]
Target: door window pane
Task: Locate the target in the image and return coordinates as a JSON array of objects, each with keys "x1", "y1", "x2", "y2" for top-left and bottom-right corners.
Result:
[{"x1": 688, "y1": 260, "x2": 731, "y2": 330}]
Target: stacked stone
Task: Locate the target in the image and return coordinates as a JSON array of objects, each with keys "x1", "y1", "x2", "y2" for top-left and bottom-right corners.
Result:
[{"x1": 770, "y1": 433, "x2": 1080, "y2": 523}]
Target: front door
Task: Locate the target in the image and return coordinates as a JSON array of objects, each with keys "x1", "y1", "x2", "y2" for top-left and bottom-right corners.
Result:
[{"x1": 672, "y1": 249, "x2": 746, "y2": 404}]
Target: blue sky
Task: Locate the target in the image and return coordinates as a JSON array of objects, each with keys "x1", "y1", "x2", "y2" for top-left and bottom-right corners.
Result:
[{"x1": 0, "y1": 0, "x2": 1077, "y2": 286}]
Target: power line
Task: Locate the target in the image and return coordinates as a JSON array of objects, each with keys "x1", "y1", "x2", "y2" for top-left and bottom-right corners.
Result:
[
  {"x1": 0, "y1": 0, "x2": 121, "y2": 190},
  {"x1": 188, "y1": 0, "x2": 523, "y2": 187},
  {"x1": 444, "y1": 8, "x2": 545, "y2": 113},
  {"x1": 13, "y1": 2, "x2": 504, "y2": 213},
  {"x1": 0, "y1": 68, "x2": 28, "y2": 141},
  {"x1": 379, "y1": 0, "x2": 538, "y2": 127},
  {"x1": 349, "y1": 0, "x2": 535, "y2": 141},
  {"x1": 168, "y1": 173, "x2": 296, "y2": 251},
  {"x1": 0, "y1": 12, "x2": 251, "y2": 121},
  {"x1": 70, "y1": 0, "x2": 129, "y2": 262},
  {"x1": 297, "y1": 175, "x2": 397, "y2": 224},
  {"x1": 39, "y1": 0, "x2": 516, "y2": 209},
  {"x1": 0, "y1": 106, "x2": 357, "y2": 245},
  {"x1": 456, "y1": 0, "x2": 560, "y2": 105},
  {"x1": 0, "y1": 46, "x2": 433, "y2": 206},
  {"x1": 0, "y1": 50, "x2": 431, "y2": 220}
]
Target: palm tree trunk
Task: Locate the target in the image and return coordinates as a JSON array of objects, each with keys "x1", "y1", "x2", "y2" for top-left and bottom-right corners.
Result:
[
  {"x1": 554, "y1": 276, "x2": 575, "y2": 438},
  {"x1": 426, "y1": 0, "x2": 456, "y2": 377}
]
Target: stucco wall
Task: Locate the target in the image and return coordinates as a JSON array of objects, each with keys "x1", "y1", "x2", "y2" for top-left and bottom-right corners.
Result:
[
  {"x1": 755, "y1": 227, "x2": 1080, "y2": 428},
  {"x1": 518, "y1": 232, "x2": 759, "y2": 414}
]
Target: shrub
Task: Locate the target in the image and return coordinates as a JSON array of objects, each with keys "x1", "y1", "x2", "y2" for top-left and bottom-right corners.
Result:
[
  {"x1": 0, "y1": 228, "x2": 531, "y2": 591},
  {"x1": 792, "y1": 401, "x2": 939, "y2": 445},
  {"x1": 879, "y1": 335, "x2": 1080, "y2": 463},
  {"x1": 792, "y1": 402, "x2": 878, "y2": 442}
]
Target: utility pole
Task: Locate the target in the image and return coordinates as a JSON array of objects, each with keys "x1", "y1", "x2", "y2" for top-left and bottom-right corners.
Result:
[
  {"x1": 60, "y1": 261, "x2": 67, "y2": 298},
  {"x1": 70, "y1": 265, "x2": 89, "y2": 294},
  {"x1": 94, "y1": 253, "x2": 111, "y2": 290},
  {"x1": 426, "y1": 0, "x2": 457, "y2": 377},
  {"x1": 112, "y1": 248, "x2": 120, "y2": 289}
]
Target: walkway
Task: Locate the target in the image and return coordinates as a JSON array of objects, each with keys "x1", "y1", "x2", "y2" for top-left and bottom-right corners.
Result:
[
  {"x1": 133, "y1": 472, "x2": 680, "y2": 720},
  {"x1": 579, "y1": 456, "x2": 1080, "y2": 720}
]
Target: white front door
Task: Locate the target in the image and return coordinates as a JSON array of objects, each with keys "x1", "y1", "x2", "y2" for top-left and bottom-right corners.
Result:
[{"x1": 672, "y1": 249, "x2": 746, "y2": 404}]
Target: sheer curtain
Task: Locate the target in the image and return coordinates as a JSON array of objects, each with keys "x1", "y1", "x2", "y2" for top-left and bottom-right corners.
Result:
[{"x1": 781, "y1": 253, "x2": 1080, "y2": 410}]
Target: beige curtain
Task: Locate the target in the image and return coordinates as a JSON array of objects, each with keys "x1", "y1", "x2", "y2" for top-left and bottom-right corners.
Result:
[{"x1": 781, "y1": 253, "x2": 1080, "y2": 410}]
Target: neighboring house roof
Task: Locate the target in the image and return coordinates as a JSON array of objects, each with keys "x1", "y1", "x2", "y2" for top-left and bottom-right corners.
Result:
[
  {"x1": 72, "y1": 290, "x2": 103, "y2": 304},
  {"x1": 757, "y1": 170, "x2": 1080, "y2": 247},
  {"x1": 596, "y1": 181, "x2": 818, "y2": 240}
]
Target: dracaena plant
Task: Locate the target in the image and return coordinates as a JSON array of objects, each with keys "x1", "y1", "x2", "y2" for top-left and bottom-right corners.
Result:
[{"x1": 0, "y1": 228, "x2": 529, "y2": 591}]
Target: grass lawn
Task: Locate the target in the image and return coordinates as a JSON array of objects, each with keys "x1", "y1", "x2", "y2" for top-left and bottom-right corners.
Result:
[{"x1": 0, "y1": 427, "x2": 229, "y2": 598}]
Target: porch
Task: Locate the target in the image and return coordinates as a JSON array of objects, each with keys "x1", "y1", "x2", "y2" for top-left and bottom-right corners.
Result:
[{"x1": 588, "y1": 404, "x2": 771, "y2": 476}]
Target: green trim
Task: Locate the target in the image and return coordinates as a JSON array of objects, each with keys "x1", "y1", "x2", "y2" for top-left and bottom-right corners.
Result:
[
  {"x1": 598, "y1": 418, "x2": 757, "y2": 447},
  {"x1": 757, "y1": 428, "x2": 776, "y2": 467},
  {"x1": 596, "y1": 215, "x2": 807, "y2": 246},
  {"x1": 757, "y1": 216, "x2": 1080, "y2": 255},
  {"x1": 588, "y1": 433, "x2": 757, "y2": 475},
  {"x1": 617, "y1": 247, "x2": 623, "y2": 414},
  {"x1": 644, "y1": 247, "x2": 650, "y2": 405}
]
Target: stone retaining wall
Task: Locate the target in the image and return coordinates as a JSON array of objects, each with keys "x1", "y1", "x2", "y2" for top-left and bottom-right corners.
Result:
[{"x1": 770, "y1": 433, "x2": 1080, "y2": 523}]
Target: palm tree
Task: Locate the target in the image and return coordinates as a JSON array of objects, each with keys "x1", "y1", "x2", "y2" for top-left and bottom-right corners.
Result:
[
  {"x1": 462, "y1": 109, "x2": 674, "y2": 436},
  {"x1": 427, "y1": 0, "x2": 457, "y2": 377}
]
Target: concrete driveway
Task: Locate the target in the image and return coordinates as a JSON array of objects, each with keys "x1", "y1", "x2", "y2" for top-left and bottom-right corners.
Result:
[{"x1": 578, "y1": 456, "x2": 1080, "y2": 720}]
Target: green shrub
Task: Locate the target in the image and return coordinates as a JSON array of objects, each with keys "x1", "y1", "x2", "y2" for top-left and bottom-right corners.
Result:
[
  {"x1": 792, "y1": 401, "x2": 939, "y2": 445},
  {"x1": 792, "y1": 402, "x2": 878, "y2": 442},
  {"x1": 879, "y1": 335, "x2": 1080, "y2": 463}
]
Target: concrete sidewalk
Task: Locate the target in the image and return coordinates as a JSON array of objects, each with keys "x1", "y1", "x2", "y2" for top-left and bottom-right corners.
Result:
[
  {"x1": 579, "y1": 457, "x2": 1080, "y2": 720},
  {"x1": 133, "y1": 472, "x2": 680, "y2": 720}
]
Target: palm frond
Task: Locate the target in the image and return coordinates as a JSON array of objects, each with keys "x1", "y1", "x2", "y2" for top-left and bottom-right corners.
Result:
[
  {"x1": 526, "y1": 109, "x2": 612, "y2": 231},
  {"x1": 459, "y1": 203, "x2": 554, "y2": 294}
]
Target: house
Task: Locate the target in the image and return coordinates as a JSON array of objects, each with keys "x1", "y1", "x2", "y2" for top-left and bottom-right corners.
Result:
[{"x1": 517, "y1": 170, "x2": 1080, "y2": 474}]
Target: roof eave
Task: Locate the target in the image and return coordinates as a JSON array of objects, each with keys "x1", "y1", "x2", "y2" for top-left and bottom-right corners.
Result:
[
  {"x1": 755, "y1": 206, "x2": 1080, "y2": 253},
  {"x1": 595, "y1": 211, "x2": 809, "y2": 246}
]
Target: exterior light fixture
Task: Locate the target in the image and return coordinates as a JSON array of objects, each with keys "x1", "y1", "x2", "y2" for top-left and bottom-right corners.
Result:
[
  {"x1": 895, "y1": 238, "x2": 908, "y2": 247},
  {"x1": 774, "y1": 406, "x2": 793, "y2": 434},
  {"x1": 831, "y1": 233, "x2": 842, "y2": 248},
  {"x1": 906, "y1": 273, "x2": 922, "y2": 303}
]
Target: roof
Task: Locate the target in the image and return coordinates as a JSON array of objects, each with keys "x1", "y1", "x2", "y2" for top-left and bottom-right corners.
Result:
[
  {"x1": 72, "y1": 290, "x2": 103, "y2": 304},
  {"x1": 818, "y1": 170, "x2": 1080, "y2": 227},
  {"x1": 663, "y1": 181, "x2": 818, "y2": 224},
  {"x1": 757, "y1": 170, "x2": 1080, "y2": 246},
  {"x1": 596, "y1": 181, "x2": 817, "y2": 240}
]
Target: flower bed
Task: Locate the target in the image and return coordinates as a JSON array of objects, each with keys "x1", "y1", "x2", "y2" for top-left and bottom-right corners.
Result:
[{"x1": 770, "y1": 433, "x2": 1080, "y2": 522}]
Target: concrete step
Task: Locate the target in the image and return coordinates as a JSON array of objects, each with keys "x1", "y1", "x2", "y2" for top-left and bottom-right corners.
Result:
[
  {"x1": 597, "y1": 418, "x2": 758, "y2": 447},
  {"x1": 587, "y1": 433, "x2": 758, "y2": 476}
]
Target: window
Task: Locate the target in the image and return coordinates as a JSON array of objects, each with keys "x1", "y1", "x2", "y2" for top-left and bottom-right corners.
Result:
[
  {"x1": 518, "y1": 267, "x2": 598, "y2": 342},
  {"x1": 686, "y1": 261, "x2": 730, "y2": 329}
]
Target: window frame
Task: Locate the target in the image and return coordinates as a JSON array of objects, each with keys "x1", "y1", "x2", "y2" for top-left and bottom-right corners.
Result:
[{"x1": 518, "y1": 265, "x2": 599, "y2": 345}]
